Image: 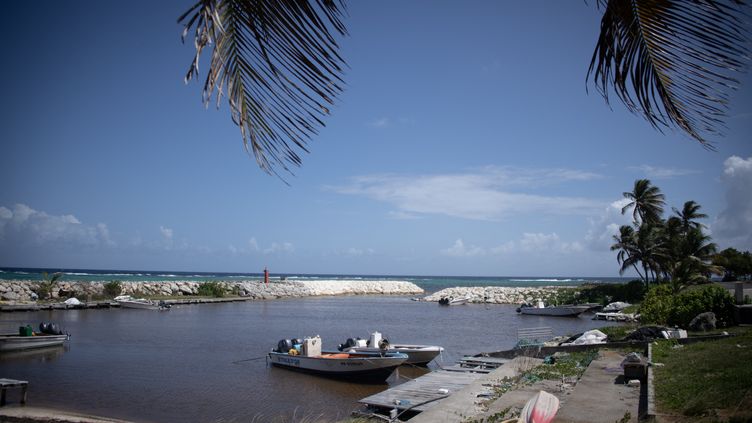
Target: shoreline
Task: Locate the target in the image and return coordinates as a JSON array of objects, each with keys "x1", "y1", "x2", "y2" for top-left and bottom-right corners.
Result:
[{"x1": 1, "y1": 279, "x2": 570, "y2": 310}]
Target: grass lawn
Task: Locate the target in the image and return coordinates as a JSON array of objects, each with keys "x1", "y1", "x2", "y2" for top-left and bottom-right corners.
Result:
[{"x1": 652, "y1": 325, "x2": 752, "y2": 422}]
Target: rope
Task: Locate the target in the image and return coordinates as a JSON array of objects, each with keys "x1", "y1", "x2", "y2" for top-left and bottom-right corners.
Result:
[{"x1": 231, "y1": 356, "x2": 266, "y2": 365}]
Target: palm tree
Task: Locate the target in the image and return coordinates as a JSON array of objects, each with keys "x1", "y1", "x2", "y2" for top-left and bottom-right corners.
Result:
[
  {"x1": 622, "y1": 179, "x2": 665, "y2": 225},
  {"x1": 673, "y1": 201, "x2": 708, "y2": 233},
  {"x1": 666, "y1": 228, "x2": 722, "y2": 292},
  {"x1": 611, "y1": 225, "x2": 645, "y2": 283},
  {"x1": 180, "y1": 1, "x2": 750, "y2": 175}
]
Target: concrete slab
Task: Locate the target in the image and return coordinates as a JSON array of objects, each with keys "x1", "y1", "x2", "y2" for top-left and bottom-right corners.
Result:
[
  {"x1": 409, "y1": 356, "x2": 542, "y2": 423},
  {"x1": 553, "y1": 350, "x2": 639, "y2": 423}
]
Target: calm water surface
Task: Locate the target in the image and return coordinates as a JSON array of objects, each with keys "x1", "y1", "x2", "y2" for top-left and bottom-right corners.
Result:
[{"x1": 0, "y1": 296, "x2": 622, "y2": 422}]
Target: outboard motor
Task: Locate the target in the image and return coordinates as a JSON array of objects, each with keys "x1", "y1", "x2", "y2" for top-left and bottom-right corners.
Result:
[
  {"x1": 39, "y1": 322, "x2": 49, "y2": 333},
  {"x1": 277, "y1": 339, "x2": 293, "y2": 353}
]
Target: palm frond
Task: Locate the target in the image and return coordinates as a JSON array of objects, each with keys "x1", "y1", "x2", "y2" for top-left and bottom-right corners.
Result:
[
  {"x1": 180, "y1": 0, "x2": 348, "y2": 176},
  {"x1": 588, "y1": 0, "x2": 750, "y2": 148}
]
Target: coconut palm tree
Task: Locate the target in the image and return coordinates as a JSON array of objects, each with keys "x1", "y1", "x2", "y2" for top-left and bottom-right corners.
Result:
[
  {"x1": 622, "y1": 179, "x2": 665, "y2": 225},
  {"x1": 666, "y1": 228, "x2": 722, "y2": 292},
  {"x1": 611, "y1": 225, "x2": 647, "y2": 284},
  {"x1": 673, "y1": 200, "x2": 709, "y2": 233},
  {"x1": 180, "y1": 1, "x2": 749, "y2": 175}
]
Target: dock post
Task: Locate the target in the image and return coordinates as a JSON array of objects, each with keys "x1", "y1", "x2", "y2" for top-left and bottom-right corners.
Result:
[{"x1": 735, "y1": 282, "x2": 744, "y2": 304}]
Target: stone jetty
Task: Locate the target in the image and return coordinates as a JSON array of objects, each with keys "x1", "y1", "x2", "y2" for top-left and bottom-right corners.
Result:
[
  {"x1": 0, "y1": 279, "x2": 424, "y2": 304},
  {"x1": 423, "y1": 286, "x2": 567, "y2": 305}
]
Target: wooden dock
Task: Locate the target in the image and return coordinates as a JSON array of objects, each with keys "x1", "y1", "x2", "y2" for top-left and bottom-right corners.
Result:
[{"x1": 359, "y1": 356, "x2": 508, "y2": 412}]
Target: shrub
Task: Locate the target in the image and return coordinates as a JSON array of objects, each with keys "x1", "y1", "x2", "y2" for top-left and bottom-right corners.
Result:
[
  {"x1": 640, "y1": 284, "x2": 735, "y2": 328},
  {"x1": 36, "y1": 272, "x2": 63, "y2": 300},
  {"x1": 198, "y1": 281, "x2": 226, "y2": 297},
  {"x1": 103, "y1": 280, "x2": 123, "y2": 298}
]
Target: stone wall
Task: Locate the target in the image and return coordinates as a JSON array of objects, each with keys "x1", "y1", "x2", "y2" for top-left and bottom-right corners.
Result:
[
  {"x1": 0, "y1": 279, "x2": 424, "y2": 303},
  {"x1": 423, "y1": 286, "x2": 566, "y2": 304}
]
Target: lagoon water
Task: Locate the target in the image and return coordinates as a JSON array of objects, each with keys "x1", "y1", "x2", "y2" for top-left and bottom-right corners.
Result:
[{"x1": 0, "y1": 295, "x2": 621, "y2": 422}]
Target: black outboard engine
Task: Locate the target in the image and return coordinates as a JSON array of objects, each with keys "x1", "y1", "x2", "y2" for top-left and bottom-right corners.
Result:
[
  {"x1": 277, "y1": 339, "x2": 293, "y2": 353},
  {"x1": 39, "y1": 322, "x2": 49, "y2": 333},
  {"x1": 337, "y1": 337, "x2": 358, "y2": 351}
]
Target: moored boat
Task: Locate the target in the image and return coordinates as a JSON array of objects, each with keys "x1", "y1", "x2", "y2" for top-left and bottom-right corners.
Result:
[
  {"x1": 517, "y1": 299, "x2": 591, "y2": 317},
  {"x1": 268, "y1": 335, "x2": 408, "y2": 382},
  {"x1": 1, "y1": 323, "x2": 70, "y2": 352},
  {"x1": 114, "y1": 295, "x2": 171, "y2": 310},
  {"x1": 337, "y1": 332, "x2": 444, "y2": 366},
  {"x1": 438, "y1": 296, "x2": 469, "y2": 306}
]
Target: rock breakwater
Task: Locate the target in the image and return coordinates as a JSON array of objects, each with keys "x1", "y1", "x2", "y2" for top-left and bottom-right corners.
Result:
[
  {"x1": 0, "y1": 279, "x2": 424, "y2": 304},
  {"x1": 423, "y1": 286, "x2": 567, "y2": 304}
]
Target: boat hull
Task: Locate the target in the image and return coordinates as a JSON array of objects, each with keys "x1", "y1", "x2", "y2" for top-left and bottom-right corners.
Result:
[
  {"x1": 267, "y1": 351, "x2": 407, "y2": 383},
  {"x1": 518, "y1": 305, "x2": 591, "y2": 317},
  {"x1": 344, "y1": 345, "x2": 443, "y2": 366},
  {"x1": 0, "y1": 334, "x2": 69, "y2": 352}
]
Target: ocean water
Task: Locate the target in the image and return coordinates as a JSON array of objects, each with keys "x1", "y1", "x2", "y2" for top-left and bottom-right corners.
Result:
[
  {"x1": 0, "y1": 296, "x2": 625, "y2": 422},
  {"x1": 0, "y1": 267, "x2": 629, "y2": 293}
]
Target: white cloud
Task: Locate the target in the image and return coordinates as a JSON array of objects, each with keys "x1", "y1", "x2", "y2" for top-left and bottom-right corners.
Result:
[
  {"x1": 629, "y1": 164, "x2": 700, "y2": 179},
  {"x1": 329, "y1": 167, "x2": 604, "y2": 221},
  {"x1": 441, "y1": 233, "x2": 582, "y2": 258},
  {"x1": 585, "y1": 198, "x2": 633, "y2": 250},
  {"x1": 264, "y1": 242, "x2": 294, "y2": 254},
  {"x1": 0, "y1": 203, "x2": 114, "y2": 248},
  {"x1": 367, "y1": 117, "x2": 390, "y2": 128},
  {"x1": 338, "y1": 247, "x2": 375, "y2": 257},
  {"x1": 159, "y1": 226, "x2": 173, "y2": 240},
  {"x1": 441, "y1": 239, "x2": 486, "y2": 257},
  {"x1": 249, "y1": 237, "x2": 260, "y2": 252},
  {"x1": 714, "y1": 156, "x2": 752, "y2": 249}
]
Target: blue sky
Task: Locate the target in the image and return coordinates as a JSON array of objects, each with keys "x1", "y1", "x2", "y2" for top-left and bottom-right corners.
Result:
[{"x1": 1, "y1": 1, "x2": 751, "y2": 277}]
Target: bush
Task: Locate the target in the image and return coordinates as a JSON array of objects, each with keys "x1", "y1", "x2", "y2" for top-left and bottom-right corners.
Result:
[
  {"x1": 198, "y1": 281, "x2": 226, "y2": 298},
  {"x1": 103, "y1": 280, "x2": 122, "y2": 298},
  {"x1": 545, "y1": 281, "x2": 647, "y2": 306},
  {"x1": 640, "y1": 284, "x2": 735, "y2": 328}
]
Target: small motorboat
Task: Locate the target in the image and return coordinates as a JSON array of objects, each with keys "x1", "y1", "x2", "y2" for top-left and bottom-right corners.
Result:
[
  {"x1": 517, "y1": 299, "x2": 591, "y2": 317},
  {"x1": 438, "y1": 296, "x2": 469, "y2": 306},
  {"x1": 337, "y1": 332, "x2": 444, "y2": 366},
  {"x1": 1, "y1": 323, "x2": 70, "y2": 352},
  {"x1": 114, "y1": 295, "x2": 171, "y2": 310},
  {"x1": 268, "y1": 335, "x2": 408, "y2": 382}
]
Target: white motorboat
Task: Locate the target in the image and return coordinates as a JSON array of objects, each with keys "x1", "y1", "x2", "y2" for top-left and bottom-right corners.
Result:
[
  {"x1": 268, "y1": 335, "x2": 408, "y2": 382},
  {"x1": 517, "y1": 299, "x2": 591, "y2": 317},
  {"x1": 337, "y1": 332, "x2": 444, "y2": 366},
  {"x1": 114, "y1": 295, "x2": 170, "y2": 310},
  {"x1": 438, "y1": 296, "x2": 469, "y2": 306}
]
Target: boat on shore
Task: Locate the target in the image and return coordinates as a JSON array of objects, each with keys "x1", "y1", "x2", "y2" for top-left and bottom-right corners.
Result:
[
  {"x1": 1, "y1": 323, "x2": 70, "y2": 352},
  {"x1": 337, "y1": 332, "x2": 444, "y2": 366},
  {"x1": 268, "y1": 336, "x2": 408, "y2": 382},
  {"x1": 517, "y1": 299, "x2": 591, "y2": 317},
  {"x1": 114, "y1": 295, "x2": 171, "y2": 310}
]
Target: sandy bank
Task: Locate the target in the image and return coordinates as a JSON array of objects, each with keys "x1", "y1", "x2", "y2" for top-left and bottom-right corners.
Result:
[{"x1": 0, "y1": 405, "x2": 131, "y2": 423}]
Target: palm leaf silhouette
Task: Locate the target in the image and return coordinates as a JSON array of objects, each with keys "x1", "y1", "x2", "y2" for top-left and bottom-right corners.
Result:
[
  {"x1": 179, "y1": 0, "x2": 347, "y2": 177},
  {"x1": 588, "y1": 0, "x2": 749, "y2": 148}
]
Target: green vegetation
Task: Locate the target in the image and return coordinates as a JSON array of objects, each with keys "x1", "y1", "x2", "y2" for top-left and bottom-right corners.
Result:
[
  {"x1": 545, "y1": 280, "x2": 646, "y2": 306},
  {"x1": 640, "y1": 284, "x2": 734, "y2": 327},
  {"x1": 713, "y1": 248, "x2": 752, "y2": 281},
  {"x1": 652, "y1": 326, "x2": 752, "y2": 422},
  {"x1": 103, "y1": 280, "x2": 123, "y2": 298},
  {"x1": 36, "y1": 272, "x2": 63, "y2": 300},
  {"x1": 197, "y1": 281, "x2": 226, "y2": 298},
  {"x1": 597, "y1": 324, "x2": 638, "y2": 341},
  {"x1": 612, "y1": 180, "x2": 721, "y2": 292}
]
